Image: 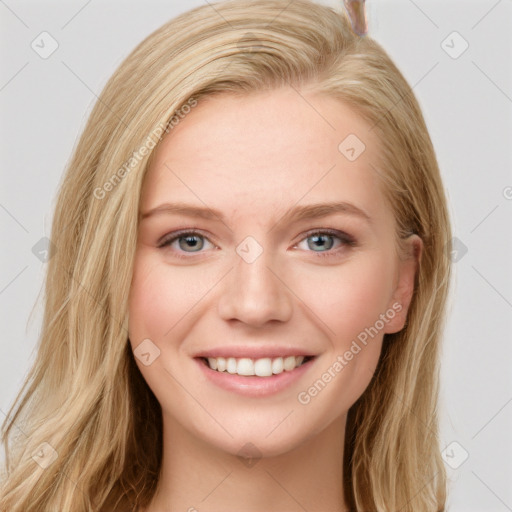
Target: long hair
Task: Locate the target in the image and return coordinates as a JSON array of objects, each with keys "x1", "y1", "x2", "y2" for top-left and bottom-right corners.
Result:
[{"x1": 0, "y1": 1, "x2": 452, "y2": 510}]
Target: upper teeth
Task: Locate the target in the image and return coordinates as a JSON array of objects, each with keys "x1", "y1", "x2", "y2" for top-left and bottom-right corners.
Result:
[{"x1": 206, "y1": 356, "x2": 306, "y2": 377}]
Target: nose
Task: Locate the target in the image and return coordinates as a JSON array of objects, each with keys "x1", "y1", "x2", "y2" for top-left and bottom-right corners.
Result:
[{"x1": 217, "y1": 246, "x2": 293, "y2": 327}]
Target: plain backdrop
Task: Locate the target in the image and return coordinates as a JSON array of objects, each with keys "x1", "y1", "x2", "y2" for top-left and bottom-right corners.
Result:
[{"x1": 1, "y1": 1, "x2": 511, "y2": 510}]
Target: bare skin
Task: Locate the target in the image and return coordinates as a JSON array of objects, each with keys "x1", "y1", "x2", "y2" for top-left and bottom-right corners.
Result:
[{"x1": 128, "y1": 86, "x2": 422, "y2": 512}]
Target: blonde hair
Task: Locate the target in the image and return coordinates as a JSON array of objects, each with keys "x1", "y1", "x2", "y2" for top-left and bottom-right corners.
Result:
[{"x1": 0, "y1": 1, "x2": 452, "y2": 510}]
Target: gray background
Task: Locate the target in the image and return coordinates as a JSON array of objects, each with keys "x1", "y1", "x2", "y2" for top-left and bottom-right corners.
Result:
[{"x1": 1, "y1": 1, "x2": 511, "y2": 510}]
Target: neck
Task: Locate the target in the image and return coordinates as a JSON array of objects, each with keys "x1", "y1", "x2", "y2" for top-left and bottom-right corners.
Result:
[{"x1": 144, "y1": 413, "x2": 349, "y2": 512}]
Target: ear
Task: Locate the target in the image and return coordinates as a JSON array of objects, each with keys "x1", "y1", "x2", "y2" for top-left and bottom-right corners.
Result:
[{"x1": 384, "y1": 234, "x2": 423, "y2": 334}]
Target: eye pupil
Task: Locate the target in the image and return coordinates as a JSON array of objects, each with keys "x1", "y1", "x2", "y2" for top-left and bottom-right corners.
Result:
[
  {"x1": 179, "y1": 235, "x2": 203, "y2": 251},
  {"x1": 308, "y1": 234, "x2": 334, "y2": 251}
]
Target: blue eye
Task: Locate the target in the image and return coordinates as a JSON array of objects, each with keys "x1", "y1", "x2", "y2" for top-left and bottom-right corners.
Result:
[
  {"x1": 296, "y1": 229, "x2": 356, "y2": 258},
  {"x1": 300, "y1": 232, "x2": 339, "y2": 251},
  {"x1": 158, "y1": 229, "x2": 214, "y2": 253},
  {"x1": 158, "y1": 228, "x2": 356, "y2": 259}
]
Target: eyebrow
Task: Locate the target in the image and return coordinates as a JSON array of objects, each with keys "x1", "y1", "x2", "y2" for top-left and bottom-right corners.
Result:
[{"x1": 140, "y1": 200, "x2": 372, "y2": 226}]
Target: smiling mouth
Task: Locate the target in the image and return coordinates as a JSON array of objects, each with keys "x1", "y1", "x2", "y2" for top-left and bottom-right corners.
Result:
[{"x1": 198, "y1": 355, "x2": 315, "y2": 377}]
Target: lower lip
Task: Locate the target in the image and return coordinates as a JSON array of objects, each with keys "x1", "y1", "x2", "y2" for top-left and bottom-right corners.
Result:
[{"x1": 194, "y1": 357, "x2": 316, "y2": 397}]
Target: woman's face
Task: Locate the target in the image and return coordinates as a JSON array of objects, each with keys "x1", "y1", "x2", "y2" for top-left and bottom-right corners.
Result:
[{"x1": 128, "y1": 87, "x2": 420, "y2": 457}]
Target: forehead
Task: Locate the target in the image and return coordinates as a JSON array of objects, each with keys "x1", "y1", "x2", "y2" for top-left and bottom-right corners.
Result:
[{"x1": 140, "y1": 87, "x2": 390, "y2": 226}]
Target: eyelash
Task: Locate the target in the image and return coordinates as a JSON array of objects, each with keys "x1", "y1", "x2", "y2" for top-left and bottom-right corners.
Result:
[{"x1": 157, "y1": 228, "x2": 357, "y2": 260}]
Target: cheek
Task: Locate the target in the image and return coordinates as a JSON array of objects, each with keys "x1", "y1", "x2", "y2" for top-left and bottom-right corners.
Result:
[
  {"x1": 293, "y1": 257, "x2": 394, "y2": 423},
  {"x1": 128, "y1": 259, "x2": 167, "y2": 341},
  {"x1": 294, "y1": 252, "x2": 396, "y2": 339},
  {"x1": 128, "y1": 253, "x2": 215, "y2": 342},
  {"x1": 127, "y1": 256, "x2": 214, "y2": 395}
]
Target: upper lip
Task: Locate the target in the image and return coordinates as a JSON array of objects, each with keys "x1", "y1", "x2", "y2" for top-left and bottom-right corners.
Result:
[{"x1": 193, "y1": 346, "x2": 317, "y2": 359}]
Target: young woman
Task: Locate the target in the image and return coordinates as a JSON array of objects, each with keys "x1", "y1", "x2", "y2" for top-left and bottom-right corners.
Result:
[{"x1": 0, "y1": 1, "x2": 452, "y2": 510}]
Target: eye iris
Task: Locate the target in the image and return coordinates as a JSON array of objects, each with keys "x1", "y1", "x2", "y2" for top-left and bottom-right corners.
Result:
[
  {"x1": 308, "y1": 234, "x2": 334, "y2": 252},
  {"x1": 179, "y1": 235, "x2": 203, "y2": 251}
]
